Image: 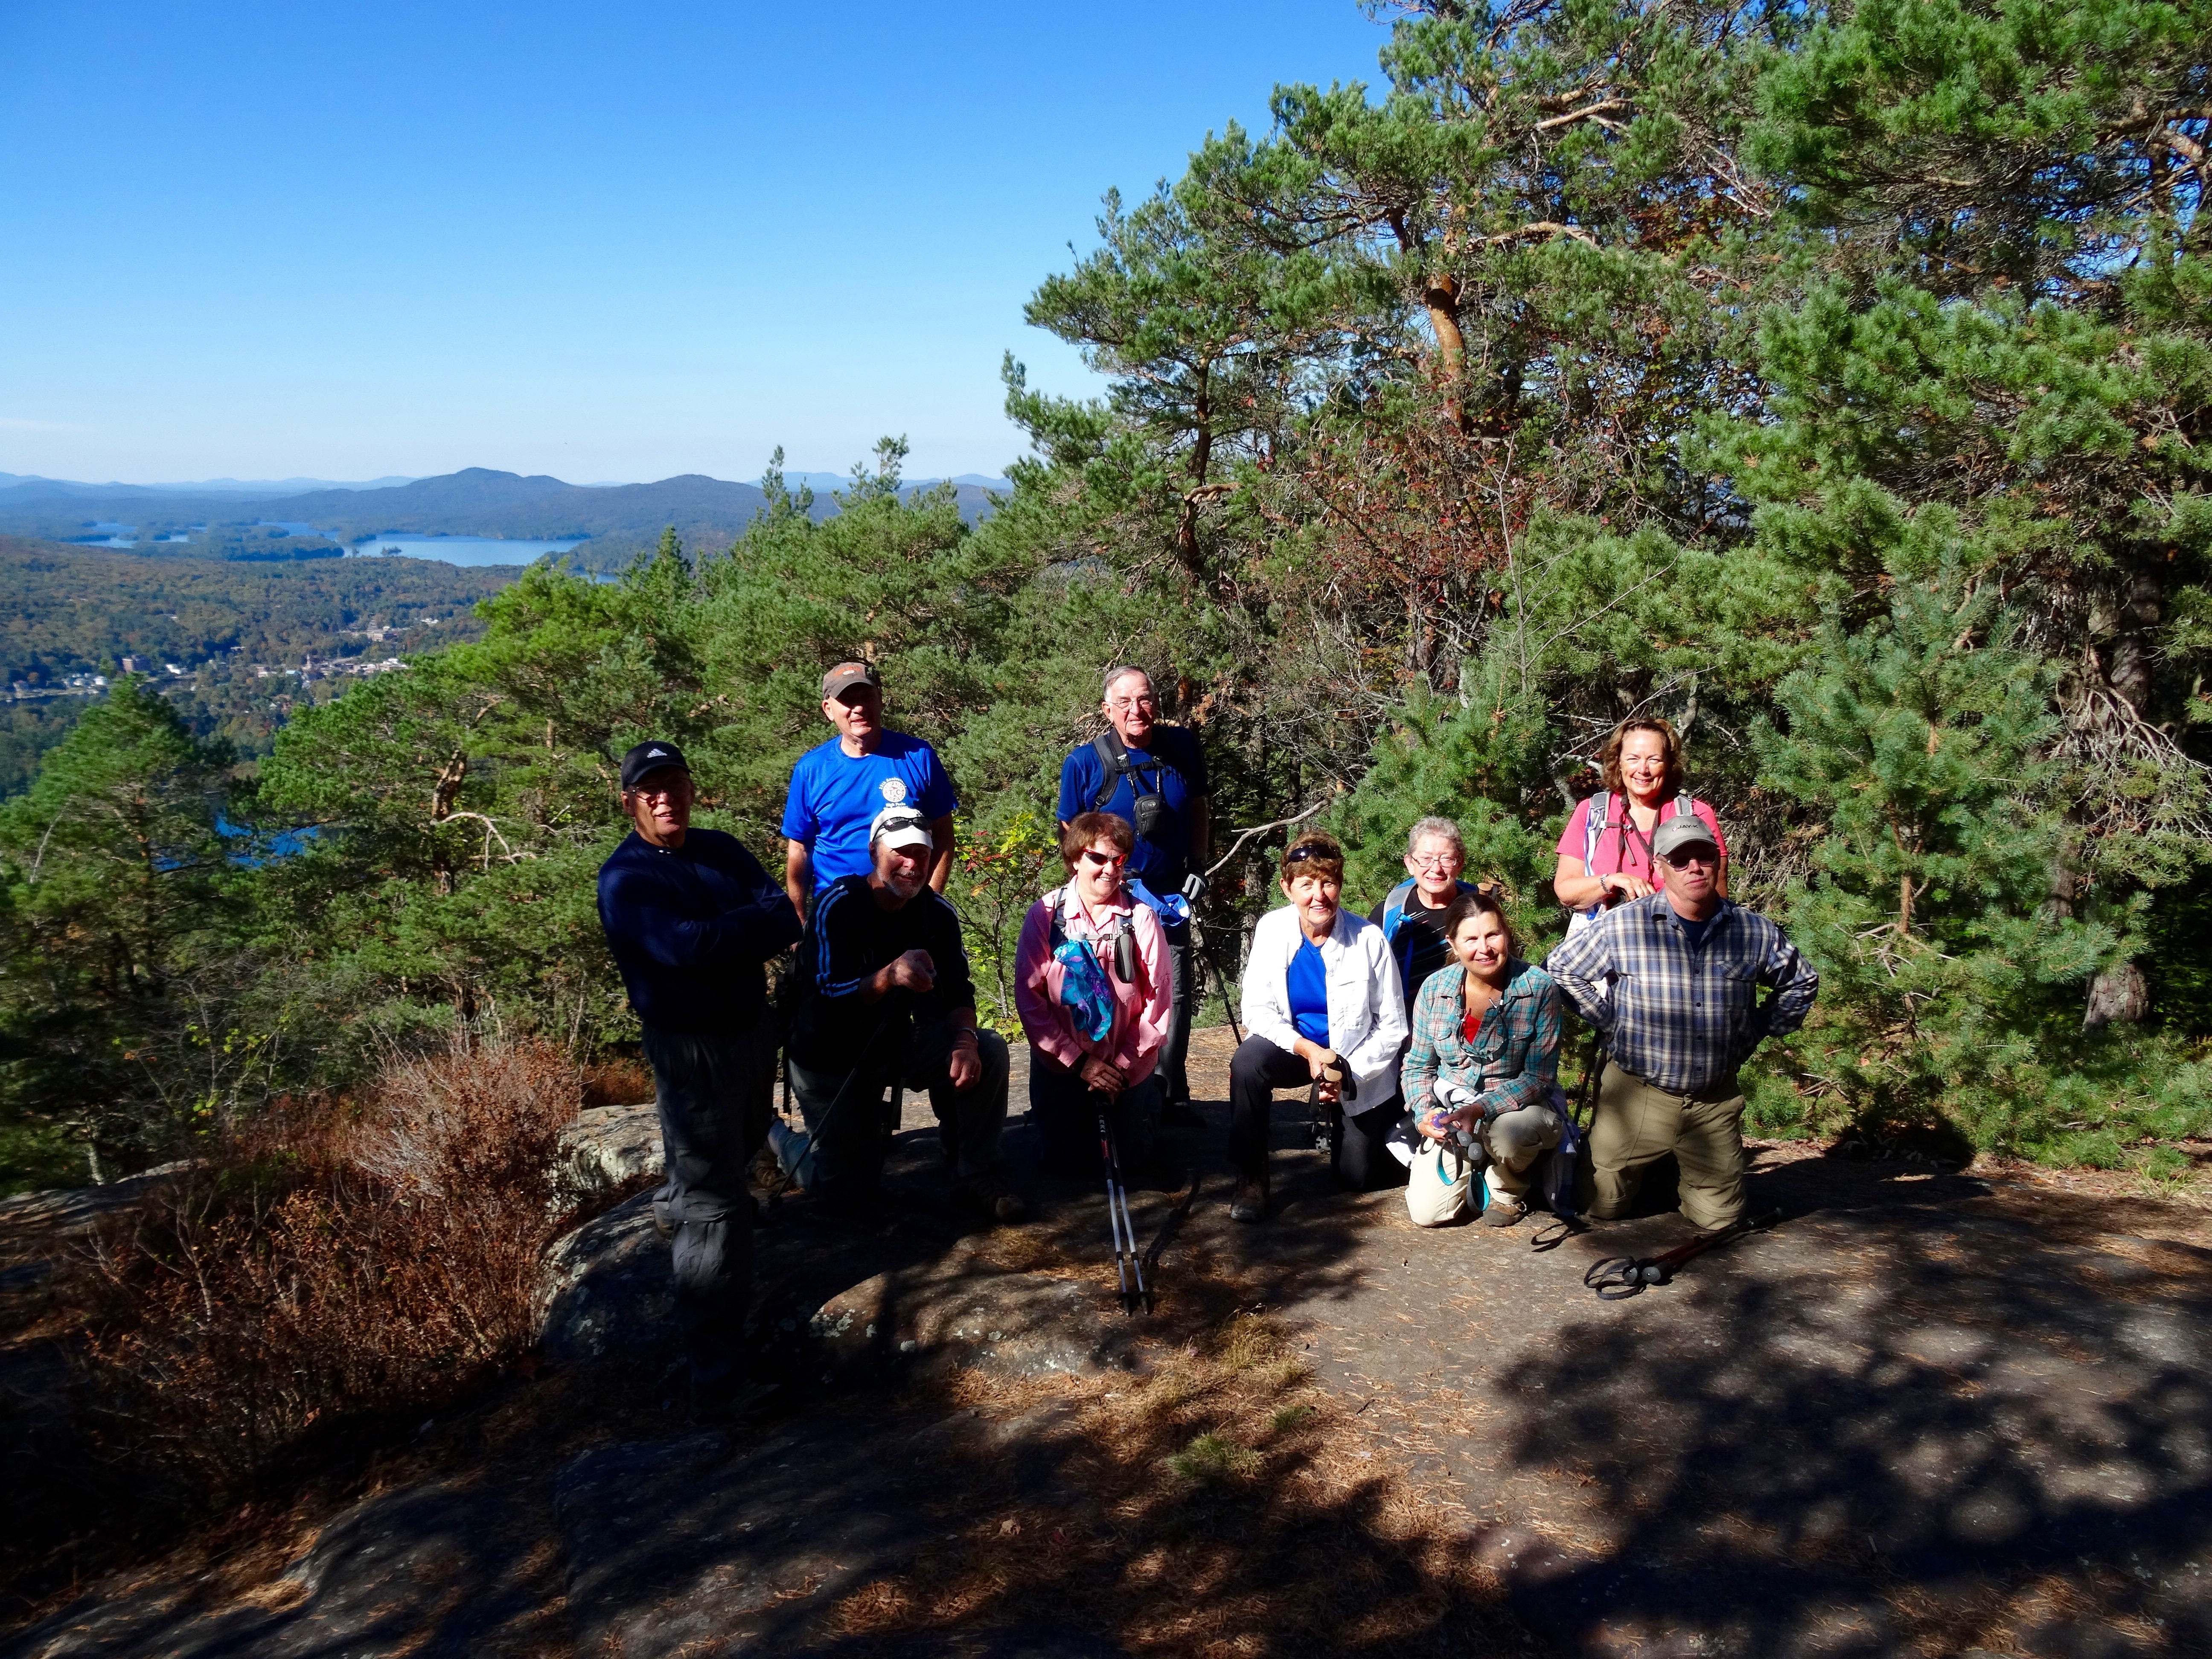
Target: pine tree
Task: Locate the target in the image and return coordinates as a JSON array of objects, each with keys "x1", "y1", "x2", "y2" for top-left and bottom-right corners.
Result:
[{"x1": 1755, "y1": 572, "x2": 2121, "y2": 1153}]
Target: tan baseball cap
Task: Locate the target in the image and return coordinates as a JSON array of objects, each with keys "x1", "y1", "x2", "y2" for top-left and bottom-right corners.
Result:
[
  {"x1": 821, "y1": 661, "x2": 882, "y2": 700},
  {"x1": 1653, "y1": 814, "x2": 1720, "y2": 861}
]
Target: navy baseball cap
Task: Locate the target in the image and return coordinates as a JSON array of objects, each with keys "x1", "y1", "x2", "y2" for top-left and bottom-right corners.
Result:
[{"x1": 619, "y1": 741, "x2": 690, "y2": 791}]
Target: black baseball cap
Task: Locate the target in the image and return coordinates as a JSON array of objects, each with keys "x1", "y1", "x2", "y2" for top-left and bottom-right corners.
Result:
[{"x1": 619, "y1": 740, "x2": 691, "y2": 791}]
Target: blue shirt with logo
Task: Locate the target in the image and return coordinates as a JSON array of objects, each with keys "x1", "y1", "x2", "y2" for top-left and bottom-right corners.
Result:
[
  {"x1": 1055, "y1": 725, "x2": 1209, "y2": 890},
  {"x1": 781, "y1": 730, "x2": 959, "y2": 893}
]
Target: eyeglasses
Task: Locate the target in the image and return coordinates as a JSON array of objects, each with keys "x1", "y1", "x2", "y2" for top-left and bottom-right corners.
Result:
[
  {"x1": 629, "y1": 780, "x2": 687, "y2": 800},
  {"x1": 1409, "y1": 853, "x2": 1460, "y2": 870},
  {"x1": 1079, "y1": 849, "x2": 1127, "y2": 868},
  {"x1": 1106, "y1": 695, "x2": 1156, "y2": 711}
]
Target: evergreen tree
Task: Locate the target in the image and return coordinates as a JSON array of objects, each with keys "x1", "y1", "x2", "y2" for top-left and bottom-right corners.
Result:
[
  {"x1": 1755, "y1": 572, "x2": 2125, "y2": 1153},
  {"x1": 0, "y1": 679, "x2": 266, "y2": 1168}
]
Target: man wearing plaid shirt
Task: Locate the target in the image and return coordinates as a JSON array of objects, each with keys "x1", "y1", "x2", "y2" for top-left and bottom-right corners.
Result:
[{"x1": 1546, "y1": 814, "x2": 1818, "y2": 1231}]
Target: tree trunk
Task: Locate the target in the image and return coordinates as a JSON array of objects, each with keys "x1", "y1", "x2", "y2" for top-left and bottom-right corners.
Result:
[
  {"x1": 1175, "y1": 366, "x2": 1215, "y2": 573},
  {"x1": 2079, "y1": 566, "x2": 2166, "y2": 1025},
  {"x1": 1424, "y1": 274, "x2": 1467, "y2": 432}
]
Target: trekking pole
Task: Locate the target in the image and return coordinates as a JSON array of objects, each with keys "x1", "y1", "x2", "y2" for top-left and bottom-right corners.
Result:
[
  {"x1": 763, "y1": 995, "x2": 904, "y2": 1209},
  {"x1": 1195, "y1": 925, "x2": 1244, "y2": 1045},
  {"x1": 1096, "y1": 1103, "x2": 1147, "y2": 1313},
  {"x1": 1582, "y1": 1209, "x2": 1781, "y2": 1299}
]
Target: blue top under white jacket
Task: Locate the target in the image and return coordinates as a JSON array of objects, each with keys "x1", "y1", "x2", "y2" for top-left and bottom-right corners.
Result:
[
  {"x1": 1240, "y1": 904, "x2": 1408, "y2": 1106},
  {"x1": 596, "y1": 828, "x2": 802, "y2": 1033}
]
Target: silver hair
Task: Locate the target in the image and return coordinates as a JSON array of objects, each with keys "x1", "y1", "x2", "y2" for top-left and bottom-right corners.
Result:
[
  {"x1": 1101, "y1": 664, "x2": 1153, "y2": 700},
  {"x1": 1406, "y1": 816, "x2": 1465, "y2": 857}
]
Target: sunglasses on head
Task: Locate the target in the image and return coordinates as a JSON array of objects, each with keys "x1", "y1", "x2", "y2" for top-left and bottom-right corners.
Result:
[
  {"x1": 1285, "y1": 844, "x2": 1336, "y2": 865},
  {"x1": 1079, "y1": 848, "x2": 1127, "y2": 868}
]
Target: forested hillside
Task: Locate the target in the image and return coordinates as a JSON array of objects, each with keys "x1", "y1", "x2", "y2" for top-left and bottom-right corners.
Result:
[
  {"x1": 5, "y1": 0, "x2": 2210, "y2": 1193},
  {"x1": 0, "y1": 539, "x2": 510, "y2": 794}
]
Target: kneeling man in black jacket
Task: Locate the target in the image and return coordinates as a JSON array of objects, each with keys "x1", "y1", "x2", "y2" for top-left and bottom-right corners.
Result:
[
  {"x1": 597, "y1": 741, "x2": 801, "y2": 1400},
  {"x1": 784, "y1": 805, "x2": 1025, "y2": 1223}
]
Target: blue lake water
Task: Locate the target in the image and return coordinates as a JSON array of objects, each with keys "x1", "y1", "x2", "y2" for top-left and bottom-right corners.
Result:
[
  {"x1": 66, "y1": 516, "x2": 585, "y2": 567},
  {"x1": 346, "y1": 534, "x2": 585, "y2": 567}
]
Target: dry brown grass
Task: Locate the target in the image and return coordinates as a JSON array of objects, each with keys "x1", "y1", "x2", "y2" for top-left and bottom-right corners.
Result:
[{"x1": 68, "y1": 1034, "x2": 600, "y2": 1494}]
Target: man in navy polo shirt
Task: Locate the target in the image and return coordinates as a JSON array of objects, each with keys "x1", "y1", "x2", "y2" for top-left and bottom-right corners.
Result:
[
  {"x1": 1057, "y1": 665, "x2": 1211, "y2": 1114},
  {"x1": 597, "y1": 740, "x2": 802, "y2": 1403},
  {"x1": 783, "y1": 661, "x2": 959, "y2": 918}
]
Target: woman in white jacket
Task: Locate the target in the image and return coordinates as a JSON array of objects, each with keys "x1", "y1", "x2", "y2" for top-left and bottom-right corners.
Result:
[{"x1": 1229, "y1": 830, "x2": 1408, "y2": 1222}]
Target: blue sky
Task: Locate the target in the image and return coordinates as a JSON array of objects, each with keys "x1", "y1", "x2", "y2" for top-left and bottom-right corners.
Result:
[{"x1": 0, "y1": 1, "x2": 1390, "y2": 486}]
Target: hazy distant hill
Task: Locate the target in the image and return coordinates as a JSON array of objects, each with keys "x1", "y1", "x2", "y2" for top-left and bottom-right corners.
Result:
[
  {"x1": 0, "y1": 466, "x2": 1007, "y2": 569},
  {"x1": 0, "y1": 472, "x2": 416, "y2": 496}
]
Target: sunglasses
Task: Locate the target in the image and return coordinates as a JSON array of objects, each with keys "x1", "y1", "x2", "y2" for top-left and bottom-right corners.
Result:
[
  {"x1": 1660, "y1": 848, "x2": 1718, "y2": 869},
  {"x1": 1285, "y1": 844, "x2": 1338, "y2": 865},
  {"x1": 1079, "y1": 849, "x2": 1127, "y2": 868}
]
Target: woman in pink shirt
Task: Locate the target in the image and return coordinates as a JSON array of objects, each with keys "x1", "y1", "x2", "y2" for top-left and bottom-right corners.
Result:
[
  {"x1": 1553, "y1": 718, "x2": 1727, "y2": 933},
  {"x1": 1016, "y1": 811, "x2": 1175, "y2": 1176}
]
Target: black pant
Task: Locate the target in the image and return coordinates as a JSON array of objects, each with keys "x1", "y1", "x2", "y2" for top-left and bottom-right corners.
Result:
[
  {"x1": 787, "y1": 1018, "x2": 1012, "y2": 1206},
  {"x1": 1228, "y1": 1034, "x2": 1408, "y2": 1190},
  {"x1": 641, "y1": 1016, "x2": 773, "y2": 1391},
  {"x1": 1029, "y1": 1051, "x2": 1161, "y2": 1177},
  {"x1": 1161, "y1": 925, "x2": 1196, "y2": 1103}
]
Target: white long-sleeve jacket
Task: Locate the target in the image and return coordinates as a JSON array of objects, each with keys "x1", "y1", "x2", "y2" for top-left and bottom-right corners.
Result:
[{"x1": 1240, "y1": 903, "x2": 1409, "y2": 1106}]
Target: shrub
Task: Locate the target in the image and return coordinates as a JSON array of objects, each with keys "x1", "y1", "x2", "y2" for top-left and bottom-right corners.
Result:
[{"x1": 71, "y1": 1034, "x2": 589, "y2": 1493}]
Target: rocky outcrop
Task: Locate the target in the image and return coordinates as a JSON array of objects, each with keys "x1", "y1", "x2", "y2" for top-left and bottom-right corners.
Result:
[
  {"x1": 534, "y1": 1190, "x2": 674, "y2": 1366},
  {"x1": 559, "y1": 1101, "x2": 662, "y2": 1190},
  {"x1": 809, "y1": 1254, "x2": 1131, "y2": 1382}
]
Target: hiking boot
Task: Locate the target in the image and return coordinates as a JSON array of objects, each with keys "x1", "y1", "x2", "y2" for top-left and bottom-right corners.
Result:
[
  {"x1": 1161, "y1": 1096, "x2": 1205, "y2": 1127},
  {"x1": 1482, "y1": 1195, "x2": 1530, "y2": 1228},
  {"x1": 1230, "y1": 1173, "x2": 1269, "y2": 1223},
  {"x1": 953, "y1": 1171, "x2": 1027, "y2": 1224}
]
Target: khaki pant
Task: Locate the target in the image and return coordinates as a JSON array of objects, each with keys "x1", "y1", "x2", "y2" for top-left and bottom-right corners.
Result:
[
  {"x1": 1479, "y1": 1100, "x2": 1562, "y2": 1199},
  {"x1": 1580, "y1": 1062, "x2": 1746, "y2": 1231}
]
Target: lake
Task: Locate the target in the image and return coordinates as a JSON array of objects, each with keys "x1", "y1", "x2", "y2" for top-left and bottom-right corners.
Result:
[{"x1": 345, "y1": 534, "x2": 585, "y2": 567}]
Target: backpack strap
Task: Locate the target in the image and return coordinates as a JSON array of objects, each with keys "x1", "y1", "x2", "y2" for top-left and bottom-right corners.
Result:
[
  {"x1": 1582, "y1": 790, "x2": 1611, "y2": 871},
  {"x1": 1088, "y1": 733, "x2": 1123, "y2": 812},
  {"x1": 1089, "y1": 729, "x2": 1162, "y2": 812},
  {"x1": 1380, "y1": 877, "x2": 1417, "y2": 943}
]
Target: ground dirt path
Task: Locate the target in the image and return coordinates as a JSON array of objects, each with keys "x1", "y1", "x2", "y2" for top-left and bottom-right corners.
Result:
[{"x1": 3, "y1": 1030, "x2": 2209, "y2": 1658}]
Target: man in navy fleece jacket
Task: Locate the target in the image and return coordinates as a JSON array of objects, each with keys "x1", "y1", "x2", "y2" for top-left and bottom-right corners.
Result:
[{"x1": 596, "y1": 740, "x2": 800, "y2": 1400}]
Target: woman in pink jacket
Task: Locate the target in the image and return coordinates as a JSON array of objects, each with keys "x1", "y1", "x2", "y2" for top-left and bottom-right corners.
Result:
[{"x1": 1015, "y1": 811, "x2": 1174, "y2": 1176}]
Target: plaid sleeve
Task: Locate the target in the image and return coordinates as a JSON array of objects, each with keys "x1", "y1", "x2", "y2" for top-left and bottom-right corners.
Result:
[
  {"x1": 1754, "y1": 920, "x2": 1819, "y2": 1040},
  {"x1": 1543, "y1": 920, "x2": 1616, "y2": 1029}
]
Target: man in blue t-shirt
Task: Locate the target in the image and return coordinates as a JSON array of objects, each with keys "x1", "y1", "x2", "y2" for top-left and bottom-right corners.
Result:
[
  {"x1": 1056, "y1": 665, "x2": 1212, "y2": 1112},
  {"x1": 782, "y1": 661, "x2": 959, "y2": 916}
]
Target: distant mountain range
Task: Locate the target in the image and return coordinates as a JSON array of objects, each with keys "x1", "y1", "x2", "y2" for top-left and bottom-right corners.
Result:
[
  {"x1": 0, "y1": 467, "x2": 1011, "y2": 569},
  {"x1": 0, "y1": 472, "x2": 419, "y2": 496}
]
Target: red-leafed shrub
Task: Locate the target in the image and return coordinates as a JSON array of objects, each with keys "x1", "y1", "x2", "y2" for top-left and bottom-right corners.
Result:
[{"x1": 72, "y1": 1034, "x2": 591, "y2": 1490}]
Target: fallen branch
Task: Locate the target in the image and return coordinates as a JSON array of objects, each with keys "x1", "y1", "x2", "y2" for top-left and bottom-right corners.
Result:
[{"x1": 1204, "y1": 796, "x2": 1333, "y2": 881}]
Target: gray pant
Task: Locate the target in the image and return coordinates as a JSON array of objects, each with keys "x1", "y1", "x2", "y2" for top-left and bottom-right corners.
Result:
[
  {"x1": 640, "y1": 1013, "x2": 774, "y2": 1391},
  {"x1": 786, "y1": 1019, "x2": 1010, "y2": 1206},
  {"x1": 1161, "y1": 925, "x2": 1196, "y2": 1103}
]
